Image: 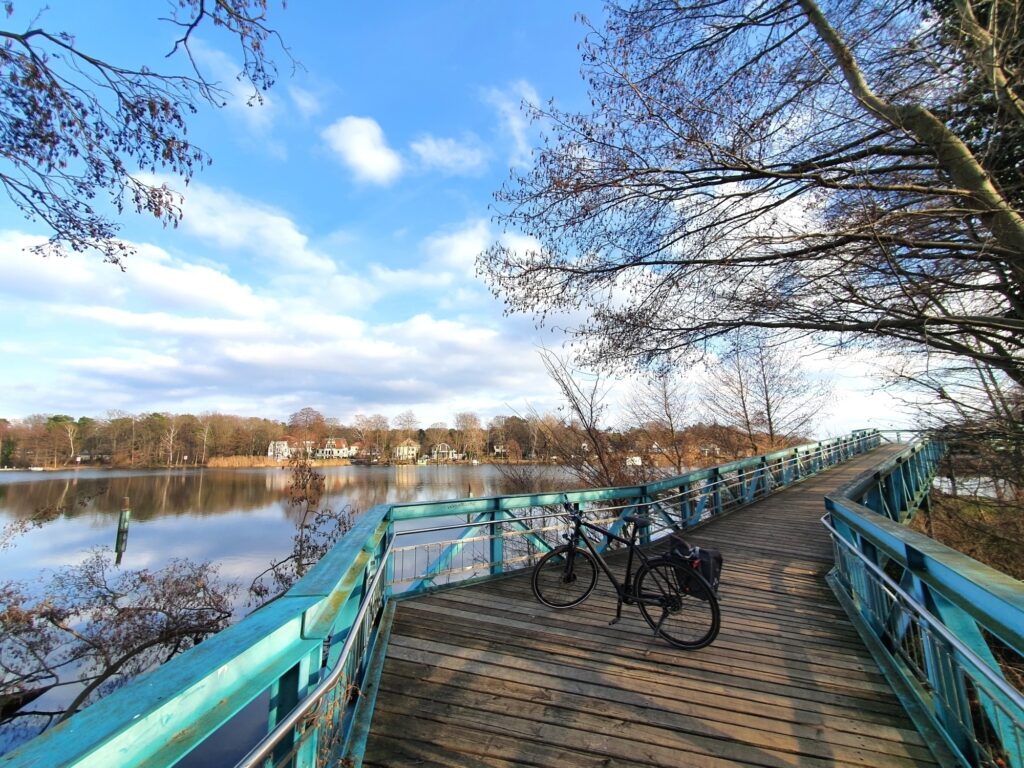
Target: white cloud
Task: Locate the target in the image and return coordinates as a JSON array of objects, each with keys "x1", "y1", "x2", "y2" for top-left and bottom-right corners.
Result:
[
  {"x1": 122, "y1": 243, "x2": 272, "y2": 318},
  {"x1": 0, "y1": 230, "x2": 124, "y2": 303},
  {"x1": 483, "y1": 80, "x2": 541, "y2": 167},
  {"x1": 177, "y1": 183, "x2": 337, "y2": 274},
  {"x1": 321, "y1": 116, "x2": 403, "y2": 185},
  {"x1": 66, "y1": 349, "x2": 183, "y2": 380},
  {"x1": 370, "y1": 265, "x2": 454, "y2": 291},
  {"x1": 288, "y1": 85, "x2": 323, "y2": 119},
  {"x1": 424, "y1": 219, "x2": 491, "y2": 277},
  {"x1": 190, "y1": 39, "x2": 278, "y2": 136},
  {"x1": 437, "y1": 286, "x2": 490, "y2": 312},
  {"x1": 497, "y1": 231, "x2": 543, "y2": 262},
  {"x1": 58, "y1": 306, "x2": 267, "y2": 340},
  {"x1": 0, "y1": 215, "x2": 572, "y2": 426},
  {"x1": 410, "y1": 135, "x2": 487, "y2": 175}
]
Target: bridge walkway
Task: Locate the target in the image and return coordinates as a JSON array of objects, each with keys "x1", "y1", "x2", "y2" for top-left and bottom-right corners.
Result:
[{"x1": 362, "y1": 444, "x2": 941, "y2": 767}]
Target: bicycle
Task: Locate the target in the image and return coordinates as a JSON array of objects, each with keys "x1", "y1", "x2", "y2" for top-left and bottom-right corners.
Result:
[{"x1": 531, "y1": 505, "x2": 720, "y2": 649}]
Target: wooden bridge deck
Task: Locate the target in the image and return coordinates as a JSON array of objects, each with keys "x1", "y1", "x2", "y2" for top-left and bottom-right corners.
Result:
[{"x1": 362, "y1": 445, "x2": 941, "y2": 767}]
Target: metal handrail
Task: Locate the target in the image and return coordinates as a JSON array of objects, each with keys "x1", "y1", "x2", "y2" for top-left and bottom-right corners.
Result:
[
  {"x1": 233, "y1": 538, "x2": 395, "y2": 768},
  {"x1": 391, "y1": 433, "x2": 879, "y2": 589},
  {"x1": 821, "y1": 513, "x2": 1024, "y2": 714},
  {"x1": 822, "y1": 437, "x2": 1024, "y2": 767}
]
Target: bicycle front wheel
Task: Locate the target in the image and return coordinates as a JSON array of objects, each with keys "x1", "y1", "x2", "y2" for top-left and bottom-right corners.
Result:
[
  {"x1": 636, "y1": 559, "x2": 720, "y2": 649},
  {"x1": 531, "y1": 545, "x2": 598, "y2": 608}
]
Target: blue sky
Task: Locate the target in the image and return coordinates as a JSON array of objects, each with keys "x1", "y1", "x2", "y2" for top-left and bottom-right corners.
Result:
[{"x1": 0, "y1": 2, "x2": 907, "y2": 434}]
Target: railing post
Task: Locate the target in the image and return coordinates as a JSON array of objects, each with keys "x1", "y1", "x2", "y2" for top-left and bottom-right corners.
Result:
[
  {"x1": 268, "y1": 646, "x2": 320, "y2": 768},
  {"x1": 680, "y1": 481, "x2": 693, "y2": 528},
  {"x1": 712, "y1": 468, "x2": 723, "y2": 517},
  {"x1": 904, "y1": 575, "x2": 979, "y2": 763},
  {"x1": 906, "y1": 458, "x2": 923, "y2": 509},
  {"x1": 854, "y1": 538, "x2": 892, "y2": 637},
  {"x1": 863, "y1": 477, "x2": 885, "y2": 516},
  {"x1": 383, "y1": 521, "x2": 394, "y2": 602},
  {"x1": 639, "y1": 499, "x2": 652, "y2": 546},
  {"x1": 886, "y1": 461, "x2": 904, "y2": 522},
  {"x1": 489, "y1": 507, "x2": 504, "y2": 575}
]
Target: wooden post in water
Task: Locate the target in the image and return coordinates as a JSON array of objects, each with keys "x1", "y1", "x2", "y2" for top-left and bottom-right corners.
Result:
[{"x1": 115, "y1": 496, "x2": 131, "y2": 565}]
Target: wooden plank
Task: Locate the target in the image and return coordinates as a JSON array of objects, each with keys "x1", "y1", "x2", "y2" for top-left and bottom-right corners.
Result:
[
  {"x1": 425, "y1": 588, "x2": 878, "y2": 664},
  {"x1": 370, "y1": 684, "x2": 927, "y2": 768},
  {"x1": 399, "y1": 591, "x2": 885, "y2": 673},
  {"x1": 391, "y1": 604, "x2": 895, "y2": 699},
  {"x1": 366, "y1": 715, "x2": 654, "y2": 768},
  {"x1": 382, "y1": 639, "x2": 908, "y2": 729},
  {"x1": 385, "y1": 634, "x2": 908, "y2": 723},
  {"x1": 375, "y1": 667, "x2": 936, "y2": 766},
  {"x1": 379, "y1": 654, "x2": 933, "y2": 759}
]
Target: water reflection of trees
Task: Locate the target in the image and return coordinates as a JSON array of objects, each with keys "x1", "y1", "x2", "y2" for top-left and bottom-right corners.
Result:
[
  {"x1": 0, "y1": 472, "x2": 285, "y2": 521},
  {"x1": 0, "y1": 466, "x2": 578, "y2": 525}
]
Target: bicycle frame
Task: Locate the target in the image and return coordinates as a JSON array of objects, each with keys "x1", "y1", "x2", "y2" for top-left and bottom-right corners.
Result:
[
  {"x1": 542, "y1": 507, "x2": 721, "y2": 648},
  {"x1": 563, "y1": 510, "x2": 662, "y2": 610}
]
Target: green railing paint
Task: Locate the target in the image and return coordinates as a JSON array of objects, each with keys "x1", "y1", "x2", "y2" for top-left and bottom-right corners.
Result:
[
  {"x1": 2, "y1": 430, "x2": 915, "y2": 768},
  {"x1": 824, "y1": 440, "x2": 1024, "y2": 768}
]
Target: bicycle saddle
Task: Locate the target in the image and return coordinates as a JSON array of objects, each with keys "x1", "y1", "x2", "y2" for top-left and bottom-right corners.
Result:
[{"x1": 622, "y1": 513, "x2": 652, "y2": 527}]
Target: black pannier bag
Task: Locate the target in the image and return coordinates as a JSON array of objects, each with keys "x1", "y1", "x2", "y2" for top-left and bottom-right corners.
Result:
[{"x1": 667, "y1": 534, "x2": 722, "y2": 600}]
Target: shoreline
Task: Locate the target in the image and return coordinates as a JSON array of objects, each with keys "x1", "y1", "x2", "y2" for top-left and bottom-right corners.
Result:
[{"x1": 0, "y1": 458, "x2": 544, "y2": 472}]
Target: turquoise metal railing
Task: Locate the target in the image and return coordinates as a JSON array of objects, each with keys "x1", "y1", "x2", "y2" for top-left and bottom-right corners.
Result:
[
  {"x1": 1, "y1": 430, "x2": 881, "y2": 768},
  {"x1": 823, "y1": 440, "x2": 1024, "y2": 768},
  {"x1": 385, "y1": 429, "x2": 882, "y2": 592}
]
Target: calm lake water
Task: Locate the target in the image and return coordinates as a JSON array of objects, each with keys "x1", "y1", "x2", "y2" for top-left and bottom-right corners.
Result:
[{"x1": 0, "y1": 463, "x2": 572, "y2": 587}]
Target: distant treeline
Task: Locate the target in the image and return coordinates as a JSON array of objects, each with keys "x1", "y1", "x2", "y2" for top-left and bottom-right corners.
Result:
[
  {"x1": 0, "y1": 406, "x2": 778, "y2": 470},
  {"x1": 0, "y1": 412, "x2": 286, "y2": 468}
]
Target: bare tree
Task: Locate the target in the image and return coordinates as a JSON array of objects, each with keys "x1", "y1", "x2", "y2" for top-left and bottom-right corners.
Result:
[
  {"x1": 424, "y1": 422, "x2": 449, "y2": 454},
  {"x1": 288, "y1": 407, "x2": 326, "y2": 446},
  {"x1": 702, "y1": 334, "x2": 830, "y2": 453},
  {"x1": 159, "y1": 415, "x2": 180, "y2": 467},
  {"x1": 0, "y1": 418, "x2": 13, "y2": 468},
  {"x1": 391, "y1": 410, "x2": 420, "y2": 443},
  {"x1": 889, "y1": 355, "x2": 1024, "y2": 577},
  {"x1": 625, "y1": 372, "x2": 692, "y2": 474},
  {"x1": 353, "y1": 413, "x2": 389, "y2": 458},
  {"x1": 453, "y1": 411, "x2": 483, "y2": 458},
  {"x1": 249, "y1": 458, "x2": 353, "y2": 607},
  {"x1": 195, "y1": 413, "x2": 214, "y2": 465},
  {"x1": 487, "y1": 415, "x2": 508, "y2": 459},
  {"x1": 0, "y1": 2, "x2": 289, "y2": 266},
  {"x1": 534, "y1": 350, "x2": 655, "y2": 488},
  {"x1": 481, "y1": 0, "x2": 1024, "y2": 387},
  {"x1": 891, "y1": 353, "x2": 1023, "y2": 498}
]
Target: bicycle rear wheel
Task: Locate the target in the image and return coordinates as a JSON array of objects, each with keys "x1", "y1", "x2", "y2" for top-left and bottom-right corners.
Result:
[
  {"x1": 531, "y1": 545, "x2": 598, "y2": 608},
  {"x1": 635, "y1": 559, "x2": 720, "y2": 649}
]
